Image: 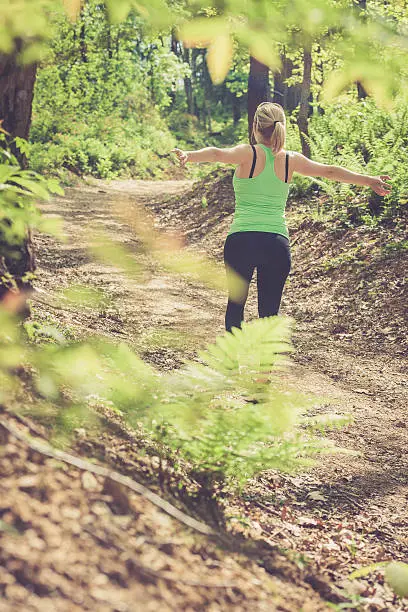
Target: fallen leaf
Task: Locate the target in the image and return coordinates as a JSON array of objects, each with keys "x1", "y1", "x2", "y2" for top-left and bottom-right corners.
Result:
[{"x1": 307, "y1": 491, "x2": 327, "y2": 502}]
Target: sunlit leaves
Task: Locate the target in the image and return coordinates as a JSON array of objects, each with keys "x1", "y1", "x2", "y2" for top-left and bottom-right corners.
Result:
[
  {"x1": 62, "y1": 0, "x2": 82, "y2": 22},
  {"x1": 113, "y1": 199, "x2": 228, "y2": 291},
  {"x1": 0, "y1": 0, "x2": 59, "y2": 56},
  {"x1": 1, "y1": 0, "x2": 407, "y2": 104},
  {"x1": 105, "y1": 0, "x2": 133, "y2": 23},
  {"x1": 177, "y1": 0, "x2": 408, "y2": 104},
  {"x1": 238, "y1": 31, "x2": 281, "y2": 70},
  {"x1": 322, "y1": 18, "x2": 407, "y2": 109},
  {"x1": 104, "y1": 0, "x2": 170, "y2": 28},
  {"x1": 0, "y1": 144, "x2": 60, "y2": 250},
  {"x1": 178, "y1": 16, "x2": 229, "y2": 48},
  {"x1": 206, "y1": 34, "x2": 234, "y2": 83},
  {"x1": 198, "y1": 315, "x2": 293, "y2": 377},
  {"x1": 151, "y1": 316, "x2": 347, "y2": 488}
]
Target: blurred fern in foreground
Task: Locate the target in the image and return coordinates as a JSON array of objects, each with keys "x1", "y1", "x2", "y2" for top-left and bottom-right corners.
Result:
[{"x1": 1, "y1": 307, "x2": 350, "y2": 490}]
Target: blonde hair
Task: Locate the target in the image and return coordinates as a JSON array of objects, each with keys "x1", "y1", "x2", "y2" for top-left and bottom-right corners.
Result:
[{"x1": 252, "y1": 102, "x2": 286, "y2": 154}]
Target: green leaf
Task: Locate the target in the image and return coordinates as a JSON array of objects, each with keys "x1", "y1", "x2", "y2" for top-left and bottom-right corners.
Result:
[
  {"x1": 46, "y1": 178, "x2": 64, "y2": 196},
  {"x1": 105, "y1": 0, "x2": 133, "y2": 24},
  {"x1": 178, "y1": 17, "x2": 228, "y2": 48},
  {"x1": 385, "y1": 562, "x2": 408, "y2": 598},
  {"x1": 0, "y1": 165, "x2": 19, "y2": 183},
  {"x1": 13, "y1": 137, "x2": 31, "y2": 157},
  {"x1": 10, "y1": 176, "x2": 50, "y2": 200},
  {"x1": 207, "y1": 35, "x2": 233, "y2": 84},
  {"x1": 38, "y1": 216, "x2": 64, "y2": 238}
]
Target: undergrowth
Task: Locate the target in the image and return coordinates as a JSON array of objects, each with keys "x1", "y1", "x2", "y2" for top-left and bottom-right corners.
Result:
[
  {"x1": 1, "y1": 306, "x2": 350, "y2": 492},
  {"x1": 291, "y1": 97, "x2": 408, "y2": 225}
]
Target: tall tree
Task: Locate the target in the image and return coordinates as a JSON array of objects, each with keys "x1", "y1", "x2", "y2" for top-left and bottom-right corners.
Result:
[
  {"x1": 356, "y1": 0, "x2": 368, "y2": 99},
  {"x1": 0, "y1": 45, "x2": 37, "y2": 306},
  {"x1": 273, "y1": 50, "x2": 301, "y2": 113},
  {"x1": 0, "y1": 47, "x2": 37, "y2": 166},
  {"x1": 183, "y1": 48, "x2": 194, "y2": 114},
  {"x1": 297, "y1": 47, "x2": 312, "y2": 158},
  {"x1": 247, "y1": 56, "x2": 270, "y2": 143}
]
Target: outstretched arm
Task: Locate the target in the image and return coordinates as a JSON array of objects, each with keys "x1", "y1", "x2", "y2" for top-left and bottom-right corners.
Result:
[
  {"x1": 292, "y1": 152, "x2": 392, "y2": 196},
  {"x1": 172, "y1": 144, "x2": 251, "y2": 166}
]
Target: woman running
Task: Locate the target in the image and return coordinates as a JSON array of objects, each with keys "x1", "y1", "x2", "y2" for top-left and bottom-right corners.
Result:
[{"x1": 172, "y1": 102, "x2": 392, "y2": 332}]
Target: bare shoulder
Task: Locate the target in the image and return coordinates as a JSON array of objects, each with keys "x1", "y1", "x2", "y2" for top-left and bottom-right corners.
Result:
[
  {"x1": 216, "y1": 143, "x2": 253, "y2": 164},
  {"x1": 234, "y1": 143, "x2": 253, "y2": 157},
  {"x1": 275, "y1": 148, "x2": 295, "y2": 159}
]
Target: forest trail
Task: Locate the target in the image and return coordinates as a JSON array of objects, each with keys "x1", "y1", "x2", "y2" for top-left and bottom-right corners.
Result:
[{"x1": 24, "y1": 178, "x2": 408, "y2": 610}]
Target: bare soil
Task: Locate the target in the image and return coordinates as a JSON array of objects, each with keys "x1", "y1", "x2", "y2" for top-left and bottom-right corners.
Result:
[{"x1": 1, "y1": 174, "x2": 407, "y2": 611}]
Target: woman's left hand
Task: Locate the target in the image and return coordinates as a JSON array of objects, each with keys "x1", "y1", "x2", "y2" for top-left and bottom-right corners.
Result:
[
  {"x1": 171, "y1": 148, "x2": 188, "y2": 167},
  {"x1": 369, "y1": 175, "x2": 392, "y2": 196}
]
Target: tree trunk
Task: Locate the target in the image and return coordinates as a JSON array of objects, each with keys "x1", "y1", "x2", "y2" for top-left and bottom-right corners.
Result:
[
  {"x1": 273, "y1": 51, "x2": 302, "y2": 113},
  {"x1": 247, "y1": 56, "x2": 270, "y2": 143},
  {"x1": 356, "y1": 81, "x2": 368, "y2": 100},
  {"x1": 297, "y1": 48, "x2": 312, "y2": 158},
  {"x1": 191, "y1": 49, "x2": 201, "y2": 120},
  {"x1": 107, "y1": 25, "x2": 112, "y2": 60},
  {"x1": 183, "y1": 48, "x2": 194, "y2": 114},
  {"x1": 0, "y1": 52, "x2": 37, "y2": 165},
  {"x1": 315, "y1": 44, "x2": 325, "y2": 115},
  {"x1": 232, "y1": 94, "x2": 241, "y2": 125},
  {"x1": 80, "y1": 19, "x2": 87, "y2": 63},
  {"x1": 171, "y1": 28, "x2": 181, "y2": 57},
  {"x1": 356, "y1": 0, "x2": 368, "y2": 99},
  {"x1": 203, "y1": 59, "x2": 213, "y2": 132},
  {"x1": 272, "y1": 66, "x2": 285, "y2": 107},
  {"x1": 0, "y1": 50, "x2": 37, "y2": 308}
]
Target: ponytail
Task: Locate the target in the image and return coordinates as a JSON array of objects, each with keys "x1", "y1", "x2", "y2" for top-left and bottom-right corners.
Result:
[{"x1": 252, "y1": 102, "x2": 286, "y2": 153}]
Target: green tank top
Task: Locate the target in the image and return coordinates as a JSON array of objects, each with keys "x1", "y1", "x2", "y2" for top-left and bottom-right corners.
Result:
[{"x1": 228, "y1": 143, "x2": 290, "y2": 239}]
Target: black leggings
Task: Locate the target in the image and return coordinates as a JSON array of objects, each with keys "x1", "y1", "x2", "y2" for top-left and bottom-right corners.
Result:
[{"x1": 223, "y1": 232, "x2": 291, "y2": 332}]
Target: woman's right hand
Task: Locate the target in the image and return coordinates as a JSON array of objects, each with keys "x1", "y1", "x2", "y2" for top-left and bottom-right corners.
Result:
[
  {"x1": 171, "y1": 148, "x2": 188, "y2": 167},
  {"x1": 369, "y1": 175, "x2": 392, "y2": 196}
]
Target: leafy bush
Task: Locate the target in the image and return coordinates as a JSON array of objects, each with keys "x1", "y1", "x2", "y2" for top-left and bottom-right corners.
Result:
[
  {"x1": 306, "y1": 96, "x2": 408, "y2": 223},
  {"x1": 0, "y1": 135, "x2": 63, "y2": 293},
  {"x1": 28, "y1": 3, "x2": 184, "y2": 179},
  {"x1": 30, "y1": 110, "x2": 176, "y2": 179}
]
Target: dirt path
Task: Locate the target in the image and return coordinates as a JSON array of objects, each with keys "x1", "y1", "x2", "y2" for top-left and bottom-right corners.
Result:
[
  {"x1": 28, "y1": 179, "x2": 408, "y2": 610},
  {"x1": 33, "y1": 179, "x2": 225, "y2": 367}
]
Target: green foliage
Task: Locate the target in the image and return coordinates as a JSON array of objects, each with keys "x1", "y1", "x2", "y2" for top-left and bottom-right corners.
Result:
[
  {"x1": 2, "y1": 301, "x2": 349, "y2": 490},
  {"x1": 12, "y1": 0, "x2": 407, "y2": 193},
  {"x1": 292, "y1": 96, "x2": 408, "y2": 223},
  {"x1": 30, "y1": 112, "x2": 175, "y2": 179},
  {"x1": 29, "y1": 2, "x2": 184, "y2": 178},
  {"x1": 0, "y1": 136, "x2": 63, "y2": 281},
  {"x1": 178, "y1": 0, "x2": 408, "y2": 105}
]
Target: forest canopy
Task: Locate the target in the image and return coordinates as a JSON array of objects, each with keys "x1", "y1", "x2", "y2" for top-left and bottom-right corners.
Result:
[{"x1": 0, "y1": 0, "x2": 407, "y2": 265}]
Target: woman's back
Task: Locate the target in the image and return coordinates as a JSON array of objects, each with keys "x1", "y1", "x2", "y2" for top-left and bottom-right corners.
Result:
[{"x1": 229, "y1": 143, "x2": 290, "y2": 239}]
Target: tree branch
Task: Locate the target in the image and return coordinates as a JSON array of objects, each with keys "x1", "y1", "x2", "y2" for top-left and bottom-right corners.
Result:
[{"x1": 0, "y1": 417, "x2": 214, "y2": 537}]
